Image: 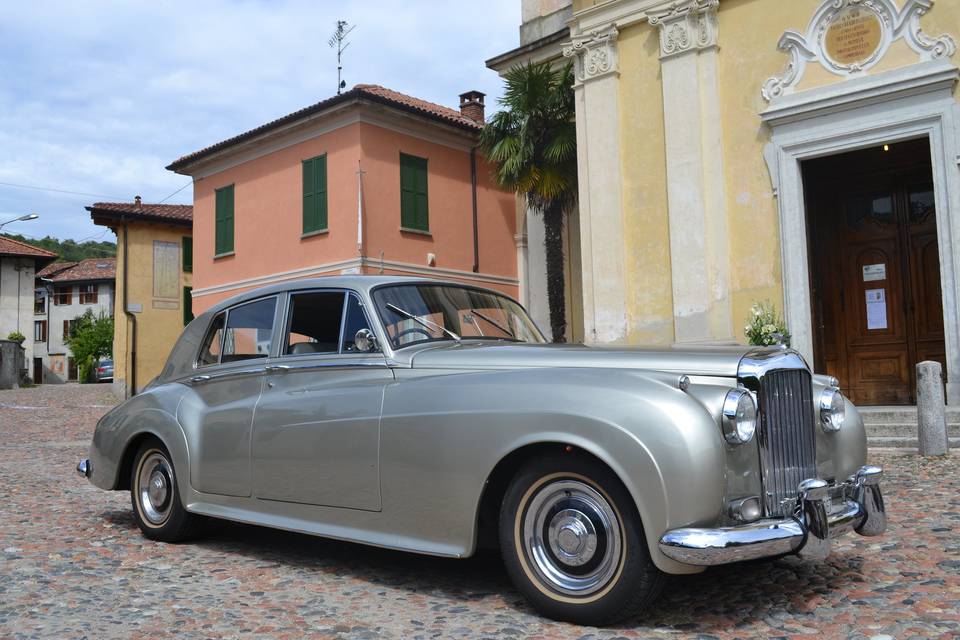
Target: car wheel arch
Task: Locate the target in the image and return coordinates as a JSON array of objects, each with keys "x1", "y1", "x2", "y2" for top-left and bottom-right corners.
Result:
[{"x1": 472, "y1": 438, "x2": 660, "y2": 559}]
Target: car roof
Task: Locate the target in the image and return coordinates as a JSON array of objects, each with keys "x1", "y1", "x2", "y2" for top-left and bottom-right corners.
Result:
[{"x1": 203, "y1": 275, "x2": 503, "y2": 316}]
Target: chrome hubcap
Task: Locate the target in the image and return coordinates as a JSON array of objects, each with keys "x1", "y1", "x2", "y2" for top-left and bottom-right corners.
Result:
[
  {"x1": 523, "y1": 479, "x2": 622, "y2": 597},
  {"x1": 137, "y1": 452, "x2": 173, "y2": 525}
]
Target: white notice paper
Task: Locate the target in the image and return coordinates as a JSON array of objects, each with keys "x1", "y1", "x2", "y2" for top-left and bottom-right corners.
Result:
[
  {"x1": 866, "y1": 289, "x2": 887, "y2": 330},
  {"x1": 862, "y1": 263, "x2": 886, "y2": 282}
]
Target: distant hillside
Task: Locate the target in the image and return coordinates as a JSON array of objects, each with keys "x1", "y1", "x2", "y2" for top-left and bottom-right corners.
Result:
[{"x1": 1, "y1": 233, "x2": 116, "y2": 262}]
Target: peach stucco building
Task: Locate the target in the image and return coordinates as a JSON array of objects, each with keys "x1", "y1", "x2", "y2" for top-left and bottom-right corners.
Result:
[{"x1": 167, "y1": 85, "x2": 518, "y2": 313}]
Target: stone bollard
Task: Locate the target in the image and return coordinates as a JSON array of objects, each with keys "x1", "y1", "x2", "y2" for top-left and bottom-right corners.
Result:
[{"x1": 917, "y1": 361, "x2": 949, "y2": 456}]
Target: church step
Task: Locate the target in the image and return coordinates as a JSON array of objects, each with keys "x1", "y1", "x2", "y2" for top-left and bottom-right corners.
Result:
[
  {"x1": 868, "y1": 435, "x2": 960, "y2": 449},
  {"x1": 857, "y1": 406, "x2": 960, "y2": 425},
  {"x1": 864, "y1": 423, "x2": 960, "y2": 437}
]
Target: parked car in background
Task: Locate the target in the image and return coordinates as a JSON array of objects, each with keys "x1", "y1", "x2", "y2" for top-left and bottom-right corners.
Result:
[
  {"x1": 94, "y1": 359, "x2": 113, "y2": 383},
  {"x1": 76, "y1": 276, "x2": 887, "y2": 625}
]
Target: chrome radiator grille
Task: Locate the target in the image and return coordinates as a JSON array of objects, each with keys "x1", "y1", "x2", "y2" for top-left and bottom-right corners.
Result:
[{"x1": 757, "y1": 368, "x2": 817, "y2": 516}]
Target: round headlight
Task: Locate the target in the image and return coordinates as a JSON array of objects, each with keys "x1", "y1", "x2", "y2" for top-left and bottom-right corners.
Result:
[
  {"x1": 722, "y1": 389, "x2": 757, "y2": 445},
  {"x1": 820, "y1": 387, "x2": 845, "y2": 432}
]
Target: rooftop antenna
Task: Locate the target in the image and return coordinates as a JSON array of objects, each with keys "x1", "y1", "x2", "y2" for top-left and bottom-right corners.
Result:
[{"x1": 329, "y1": 20, "x2": 355, "y2": 95}]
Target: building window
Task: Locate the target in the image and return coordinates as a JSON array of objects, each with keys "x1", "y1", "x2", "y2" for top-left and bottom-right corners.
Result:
[
  {"x1": 400, "y1": 153, "x2": 429, "y2": 232},
  {"x1": 182, "y1": 237, "x2": 193, "y2": 273},
  {"x1": 79, "y1": 284, "x2": 99, "y2": 304},
  {"x1": 34, "y1": 290, "x2": 46, "y2": 314},
  {"x1": 63, "y1": 319, "x2": 78, "y2": 340},
  {"x1": 215, "y1": 184, "x2": 235, "y2": 255},
  {"x1": 183, "y1": 286, "x2": 194, "y2": 326},
  {"x1": 53, "y1": 285, "x2": 72, "y2": 306},
  {"x1": 302, "y1": 154, "x2": 328, "y2": 234},
  {"x1": 34, "y1": 320, "x2": 46, "y2": 342}
]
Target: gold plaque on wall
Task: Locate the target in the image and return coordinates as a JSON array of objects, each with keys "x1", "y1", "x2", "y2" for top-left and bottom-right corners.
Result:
[{"x1": 824, "y1": 7, "x2": 883, "y2": 66}]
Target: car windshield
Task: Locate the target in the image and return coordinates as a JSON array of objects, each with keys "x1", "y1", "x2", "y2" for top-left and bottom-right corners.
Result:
[{"x1": 373, "y1": 284, "x2": 545, "y2": 349}]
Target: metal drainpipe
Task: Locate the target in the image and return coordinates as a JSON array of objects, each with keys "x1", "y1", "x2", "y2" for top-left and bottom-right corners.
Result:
[
  {"x1": 121, "y1": 218, "x2": 136, "y2": 397},
  {"x1": 470, "y1": 147, "x2": 479, "y2": 273}
]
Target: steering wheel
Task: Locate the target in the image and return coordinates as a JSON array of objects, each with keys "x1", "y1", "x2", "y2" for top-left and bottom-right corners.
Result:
[{"x1": 395, "y1": 327, "x2": 433, "y2": 343}]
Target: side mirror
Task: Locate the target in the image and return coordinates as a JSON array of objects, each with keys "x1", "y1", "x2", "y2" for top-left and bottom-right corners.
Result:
[{"x1": 354, "y1": 328, "x2": 379, "y2": 353}]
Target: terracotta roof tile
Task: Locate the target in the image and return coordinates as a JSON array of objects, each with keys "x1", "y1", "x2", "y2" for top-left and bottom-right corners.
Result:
[
  {"x1": 167, "y1": 84, "x2": 481, "y2": 172},
  {"x1": 0, "y1": 236, "x2": 58, "y2": 260},
  {"x1": 36, "y1": 261, "x2": 78, "y2": 279},
  {"x1": 87, "y1": 202, "x2": 192, "y2": 225},
  {"x1": 47, "y1": 258, "x2": 116, "y2": 283}
]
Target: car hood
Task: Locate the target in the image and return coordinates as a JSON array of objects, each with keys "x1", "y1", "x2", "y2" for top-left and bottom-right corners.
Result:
[{"x1": 406, "y1": 341, "x2": 773, "y2": 377}]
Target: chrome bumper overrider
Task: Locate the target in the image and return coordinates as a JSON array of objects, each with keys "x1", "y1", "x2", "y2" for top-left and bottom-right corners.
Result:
[
  {"x1": 76, "y1": 459, "x2": 91, "y2": 478},
  {"x1": 659, "y1": 465, "x2": 886, "y2": 566}
]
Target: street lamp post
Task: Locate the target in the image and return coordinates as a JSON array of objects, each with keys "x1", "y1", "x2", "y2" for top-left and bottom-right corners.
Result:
[{"x1": 0, "y1": 213, "x2": 39, "y2": 232}]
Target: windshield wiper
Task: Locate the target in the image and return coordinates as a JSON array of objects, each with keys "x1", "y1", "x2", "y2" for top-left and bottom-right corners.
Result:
[
  {"x1": 386, "y1": 303, "x2": 461, "y2": 342},
  {"x1": 469, "y1": 309, "x2": 516, "y2": 338}
]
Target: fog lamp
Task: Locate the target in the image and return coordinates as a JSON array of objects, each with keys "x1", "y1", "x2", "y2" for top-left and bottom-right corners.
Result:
[
  {"x1": 820, "y1": 387, "x2": 845, "y2": 432},
  {"x1": 722, "y1": 389, "x2": 757, "y2": 445},
  {"x1": 728, "y1": 496, "x2": 762, "y2": 523}
]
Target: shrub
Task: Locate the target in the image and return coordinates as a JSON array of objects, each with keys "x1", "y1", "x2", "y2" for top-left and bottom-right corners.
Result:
[{"x1": 6, "y1": 331, "x2": 26, "y2": 344}]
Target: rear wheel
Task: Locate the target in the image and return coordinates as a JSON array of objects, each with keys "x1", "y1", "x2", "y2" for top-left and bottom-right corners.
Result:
[
  {"x1": 130, "y1": 438, "x2": 201, "y2": 542},
  {"x1": 499, "y1": 453, "x2": 665, "y2": 625}
]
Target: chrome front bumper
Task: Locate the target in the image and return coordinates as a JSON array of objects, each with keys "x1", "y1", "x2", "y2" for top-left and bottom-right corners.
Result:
[{"x1": 659, "y1": 465, "x2": 886, "y2": 566}]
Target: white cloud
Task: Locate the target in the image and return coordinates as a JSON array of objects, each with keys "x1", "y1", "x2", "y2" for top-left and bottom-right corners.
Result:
[{"x1": 0, "y1": 0, "x2": 520, "y2": 241}]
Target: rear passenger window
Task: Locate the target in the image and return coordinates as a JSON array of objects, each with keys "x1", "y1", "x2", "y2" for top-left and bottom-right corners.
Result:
[
  {"x1": 221, "y1": 297, "x2": 277, "y2": 362},
  {"x1": 198, "y1": 312, "x2": 225, "y2": 366},
  {"x1": 284, "y1": 292, "x2": 345, "y2": 355}
]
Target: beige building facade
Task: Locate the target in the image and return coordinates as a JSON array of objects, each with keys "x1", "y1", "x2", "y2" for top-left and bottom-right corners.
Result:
[{"x1": 491, "y1": 0, "x2": 960, "y2": 405}]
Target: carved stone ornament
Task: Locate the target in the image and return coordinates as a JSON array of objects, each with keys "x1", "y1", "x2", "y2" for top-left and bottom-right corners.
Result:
[
  {"x1": 563, "y1": 26, "x2": 620, "y2": 83},
  {"x1": 762, "y1": 0, "x2": 957, "y2": 101},
  {"x1": 647, "y1": 0, "x2": 720, "y2": 59}
]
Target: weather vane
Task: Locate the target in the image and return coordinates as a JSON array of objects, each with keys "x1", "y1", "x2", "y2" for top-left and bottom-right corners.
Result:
[{"x1": 329, "y1": 20, "x2": 356, "y2": 95}]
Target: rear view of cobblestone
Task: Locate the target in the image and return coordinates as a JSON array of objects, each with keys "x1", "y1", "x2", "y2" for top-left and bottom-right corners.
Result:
[{"x1": 1, "y1": 385, "x2": 959, "y2": 639}]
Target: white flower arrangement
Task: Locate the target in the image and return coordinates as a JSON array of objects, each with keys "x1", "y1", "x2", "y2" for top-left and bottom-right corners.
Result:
[{"x1": 744, "y1": 301, "x2": 791, "y2": 347}]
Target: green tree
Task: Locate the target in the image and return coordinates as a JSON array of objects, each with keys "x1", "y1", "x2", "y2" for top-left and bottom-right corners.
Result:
[
  {"x1": 0, "y1": 233, "x2": 116, "y2": 262},
  {"x1": 65, "y1": 309, "x2": 113, "y2": 383},
  {"x1": 479, "y1": 61, "x2": 578, "y2": 343}
]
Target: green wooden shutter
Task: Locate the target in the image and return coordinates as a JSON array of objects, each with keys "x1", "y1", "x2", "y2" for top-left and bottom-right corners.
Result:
[
  {"x1": 215, "y1": 185, "x2": 234, "y2": 255},
  {"x1": 302, "y1": 155, "x2": 328, "y2": 233},
  {"x1": 182, "y1": 237, "x2": 193, "y2": 272},
  {"x1": 183, "y1": 286, "x2": 194, "y2": 326},
  {"x1": 302, "y1": 158, "x2": 315, "y2": 232},
  {"x1": 400, "y1": 153, "x2": 428, "y2": 231},
  {"x1": 315, "y1": 154, "x2": 328, "y2": 230}
]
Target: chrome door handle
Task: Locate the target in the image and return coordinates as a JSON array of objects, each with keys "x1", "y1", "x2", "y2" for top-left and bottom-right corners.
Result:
[
  {"x1": 264, "y1": 365, "x2": 291, "y2": 374},
  {"x1": 189, "y1": 375, "x2": 211, "y2": 384}
]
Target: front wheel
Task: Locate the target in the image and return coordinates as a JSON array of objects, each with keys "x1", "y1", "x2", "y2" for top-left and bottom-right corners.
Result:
[
  {"x1": 130, "y1": 438, "x2": 201, "y2": 542},
  {"x1": 499, "y1": 453, "x2": 665, "y2": 625}
]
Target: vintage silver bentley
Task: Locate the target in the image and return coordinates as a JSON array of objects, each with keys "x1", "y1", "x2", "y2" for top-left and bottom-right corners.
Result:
[{"x1": 78, "y1": 276, "x2": 886, "y2": 625}]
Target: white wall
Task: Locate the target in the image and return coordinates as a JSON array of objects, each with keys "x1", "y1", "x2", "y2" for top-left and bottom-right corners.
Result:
[
  {"x1": 34, "y1": 281, "x2": 114, "y2": 383},
  {"x1": 0, "y1": 257, "x2": 37, "y2": 379}
]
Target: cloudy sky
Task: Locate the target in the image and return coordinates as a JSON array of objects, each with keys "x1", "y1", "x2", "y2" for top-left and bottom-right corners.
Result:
[{"x1": 0, "y1": 1, "x2": 520, "y2": 244}]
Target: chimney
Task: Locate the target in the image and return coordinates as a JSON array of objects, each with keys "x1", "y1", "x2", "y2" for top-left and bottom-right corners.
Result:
[
  {"x1": 459, "y1": 90, "x2": 486, "y2": 123},
  {"x1": 134, "y1": 195, "x2": 142, "y2": 208}
]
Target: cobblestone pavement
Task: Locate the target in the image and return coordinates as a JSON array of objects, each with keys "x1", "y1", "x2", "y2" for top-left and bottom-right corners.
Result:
[{"x1": 1, "y1": 385, "x2": 959, "y2": 639}]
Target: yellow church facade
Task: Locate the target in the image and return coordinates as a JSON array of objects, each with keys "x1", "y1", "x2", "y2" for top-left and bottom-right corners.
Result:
[{"x1": 490, "y1": 0, "x2": 960, "y2": 405}]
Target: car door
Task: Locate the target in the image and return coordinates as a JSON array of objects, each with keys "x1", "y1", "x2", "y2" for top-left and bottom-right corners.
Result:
[
  {"x1": 251, "y1": 289, "x2": 392, "y2": 511},
  {"x1": 179, "y1": 295, "x2": 279, "y2": 497}
]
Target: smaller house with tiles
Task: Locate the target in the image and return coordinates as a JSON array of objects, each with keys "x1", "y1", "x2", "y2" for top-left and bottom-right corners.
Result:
[
  {"x1": 33, "y1": 258, "x2": 116, "y2": 383},
  {"x1": 0, "y1": 236, "x2": 57, "y2": 383}
]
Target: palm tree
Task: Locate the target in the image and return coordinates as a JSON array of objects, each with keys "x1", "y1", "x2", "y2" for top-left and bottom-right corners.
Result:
[{"x1": 479, "y1": 62, "x2": 577, "y2": 343}]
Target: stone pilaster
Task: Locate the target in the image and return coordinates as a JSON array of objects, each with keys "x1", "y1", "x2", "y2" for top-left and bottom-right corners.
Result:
[
  {"x1": 647, "y1": 0, "x2": 734, "y2": 345},
  {"x1": 563, "y1": 26, "x2": 628, "y2": 344}
]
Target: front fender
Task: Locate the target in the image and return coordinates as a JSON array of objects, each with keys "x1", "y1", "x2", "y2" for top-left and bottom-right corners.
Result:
[
  {"x1": 381, "y1": 367, "x2": 726, "y2": 574},
  {"x1": 88, "y1": 385, "x2": 189, "y2": 496}
]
